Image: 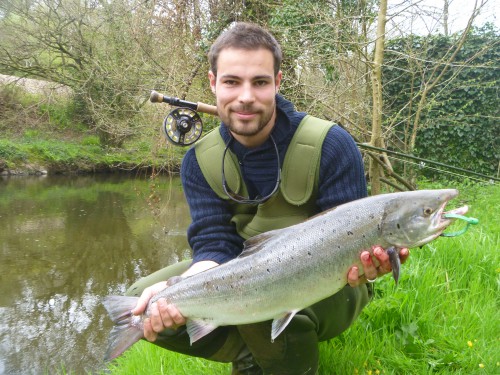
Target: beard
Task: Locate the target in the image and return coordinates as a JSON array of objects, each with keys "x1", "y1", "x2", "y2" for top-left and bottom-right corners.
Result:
[{"x1": 221, "y1": 103, "x2": 276, "y2": 137}]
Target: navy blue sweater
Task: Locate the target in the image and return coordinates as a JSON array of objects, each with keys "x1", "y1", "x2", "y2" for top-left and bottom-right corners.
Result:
[{"x1": 180, "y1": 95, "x2": 367, "y2": 264}]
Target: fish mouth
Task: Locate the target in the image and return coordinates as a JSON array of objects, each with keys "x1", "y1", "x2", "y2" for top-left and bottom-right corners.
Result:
[
  {"x1": 414, "y1": 191, "x2": 467, "y2": 246},
  {"x1": 431, "y1": 201, "x2": 469, "y2": 238}
]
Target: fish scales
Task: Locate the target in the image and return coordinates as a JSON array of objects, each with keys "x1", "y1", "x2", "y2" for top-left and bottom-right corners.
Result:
[
  {"x1": 103, "y1": 189, "x2": 467, "y2": 360},
  {"x1": 150, "y1": 196, "x2": 388, "y2": 323}
]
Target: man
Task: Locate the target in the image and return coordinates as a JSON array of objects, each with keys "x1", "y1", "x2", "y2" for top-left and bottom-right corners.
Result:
[{"x1": 128, "y1": 22, "x2": 408, "y2": 374}]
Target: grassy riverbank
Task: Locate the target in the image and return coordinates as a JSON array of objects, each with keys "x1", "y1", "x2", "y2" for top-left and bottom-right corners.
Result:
[
  {"x1": 97, "y1": 182, "x2": 499, "y2": 375},
  {"x1": 0, "y1": 85, "x2": 185, "y2": 175},
  {"x1": 0, "y1": 135, "x2": 182, "y2": 175}
]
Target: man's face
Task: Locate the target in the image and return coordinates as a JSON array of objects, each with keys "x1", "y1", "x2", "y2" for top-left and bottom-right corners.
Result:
[{"x1": 209, "y1": 48, "x2": 282, "y2": 147}]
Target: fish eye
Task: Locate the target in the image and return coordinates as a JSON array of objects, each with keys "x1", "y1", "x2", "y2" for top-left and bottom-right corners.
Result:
[{"x1": 423, "y1": 207, "x2": 434, "y2": 216}]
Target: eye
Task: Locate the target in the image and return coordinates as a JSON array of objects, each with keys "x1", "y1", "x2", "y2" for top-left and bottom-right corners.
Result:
[
  {"x1": 423, "y1": 207, "x2": 434, "y2": 216},
  {"x1": 254, "y1": 80, "x2": 270, "y2": 87},
  {"x1": 222, "y1": 79, "x2": 239, "y2": 86}
]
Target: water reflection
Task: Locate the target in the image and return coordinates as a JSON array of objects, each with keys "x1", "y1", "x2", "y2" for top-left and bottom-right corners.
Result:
[{"x1": 0, "y1": 174, "x2": 191, "y2": 374}]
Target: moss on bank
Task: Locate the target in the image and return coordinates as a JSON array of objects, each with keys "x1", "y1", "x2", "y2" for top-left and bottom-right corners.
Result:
[
  {"x1": 0, "y1": 80, "x2": 187, "y2": 175},
  {"x1": 0, "y1": 136, "x2": 184, "y2": 175}
]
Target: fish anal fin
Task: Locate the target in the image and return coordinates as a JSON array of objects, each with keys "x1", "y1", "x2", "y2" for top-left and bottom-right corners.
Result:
[
  {"x1": 271, "y1": 310, "x2": 299, "y2": 341},
  {"x1": 186, "y1": 319, "x2": 219, "y2": 344}
]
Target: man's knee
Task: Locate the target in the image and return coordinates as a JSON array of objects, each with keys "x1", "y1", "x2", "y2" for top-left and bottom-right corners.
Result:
[{"x1": 238, "y1": 318, "x2": 319, "y2": 375}]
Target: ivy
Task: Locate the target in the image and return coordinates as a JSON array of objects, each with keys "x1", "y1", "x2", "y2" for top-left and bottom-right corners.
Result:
[{"x1": 382, "y1": 25, "x2": 499, "y2": 178}]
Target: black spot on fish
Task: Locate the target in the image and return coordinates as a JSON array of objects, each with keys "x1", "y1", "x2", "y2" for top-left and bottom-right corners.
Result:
[
  {"x1": 397, "y1": 223, "x2": 401, "y2": 229},
  {"x1": 347, "y1": 231, "x2": 354, "y2": 235},
  {"x1": 267, "y1": 268, "x2": 271, "y2": 273},
  {"x1": 308, "y1": 251, "x2": 312, "y2": 256}
]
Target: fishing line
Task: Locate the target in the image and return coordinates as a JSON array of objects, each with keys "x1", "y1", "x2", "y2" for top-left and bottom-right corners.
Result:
[
  {"x1": 357, "y1": 143, "x2": 499, "y2": 183},
  {"x1": 379, "y1": 153, "x2": 496, "y2": 184}
]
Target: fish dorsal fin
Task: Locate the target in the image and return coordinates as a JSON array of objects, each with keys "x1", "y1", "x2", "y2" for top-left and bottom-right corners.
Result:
[
  {"x1": 166, "y1": 275, "x2": 184, "y2": 287},
  {"x1": 271, "y1": 310, "x2": 299, "y2": 341},
  {"x1": 186, "y1": 319, "x2": 218, "y2": 344},
  {"x1": 239, "y1": 228, "x2": 287, "y2": 258}
]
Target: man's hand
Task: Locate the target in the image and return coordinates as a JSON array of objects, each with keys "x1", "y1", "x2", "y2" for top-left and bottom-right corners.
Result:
[
  {"x1": 347, "y1": 246, "x2": 409, "y2": 287},
  {"x1": 131, "y1": 260, "x2": 218, "y2": 342},
  {"x1": 131, "y1": 281, "x2": 186, "y2": 342}
]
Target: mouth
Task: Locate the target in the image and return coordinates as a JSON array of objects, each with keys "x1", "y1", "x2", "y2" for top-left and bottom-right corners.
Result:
[
  {"x1": 414, "y1": 192, "x2": 467, "y2": 246},
  {"x1": 232, "y1": 110, "x2": 258, "y2": 121},
  {"x1": 434, "y1": 201, "x2": 469, "y2": 235}
]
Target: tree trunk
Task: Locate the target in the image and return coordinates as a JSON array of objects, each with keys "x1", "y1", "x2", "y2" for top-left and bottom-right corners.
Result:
[{"x1": 369, "y1": 0, "x2": 387, "y2": 195}]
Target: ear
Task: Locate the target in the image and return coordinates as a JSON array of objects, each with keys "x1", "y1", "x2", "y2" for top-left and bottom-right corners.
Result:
[
  {"x1": 275, "y1": 71, "x2": 282, "y2": 93},
  {"x1": 208, "y1": 71, "x2": 216, "y2": 94}
]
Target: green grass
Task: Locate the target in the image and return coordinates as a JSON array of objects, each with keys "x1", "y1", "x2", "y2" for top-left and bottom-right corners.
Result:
[
  {"x1": 98, "y1": 183, "x2": 499, "y2": 375},
  {"x1": 0, "y1": 136, "x2": 180, "y2": 173}
]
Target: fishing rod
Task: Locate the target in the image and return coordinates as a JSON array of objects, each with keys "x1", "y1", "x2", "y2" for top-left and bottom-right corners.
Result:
[{"x1": 150, "y1": 90, "x2": 499, "y2": 183}]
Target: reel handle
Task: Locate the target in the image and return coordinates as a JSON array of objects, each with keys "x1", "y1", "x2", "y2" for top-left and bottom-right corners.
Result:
[{"x1": 150, "y1": 91, "x2": 218, "y2": 116}]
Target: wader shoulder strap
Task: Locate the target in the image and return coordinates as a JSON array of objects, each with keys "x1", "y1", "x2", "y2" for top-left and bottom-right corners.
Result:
[
  {"x1": 195, "y1": 128, "x2": 244, "y2": 199},
  {"x1": 195, "y1": 116, "x2": 335, "y2": 204},
  {"x1": 281, "y1": 115, "x2": 336, "y2": 205}
]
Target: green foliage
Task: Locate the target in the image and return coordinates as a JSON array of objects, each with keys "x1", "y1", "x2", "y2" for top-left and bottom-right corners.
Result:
[
  {"x1": 38, "y1": 100, "x2": 84, "y2": 130},
  {"x1": 383, "y1": 25, "x2": 499, "y2": 178}
]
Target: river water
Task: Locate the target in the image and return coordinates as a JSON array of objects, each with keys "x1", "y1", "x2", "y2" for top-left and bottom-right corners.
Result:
[{"x1": 0, "y1": 174, "x2": 191, "y2": 374}]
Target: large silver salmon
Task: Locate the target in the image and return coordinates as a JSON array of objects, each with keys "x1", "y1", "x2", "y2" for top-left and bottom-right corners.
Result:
[{"x1": 103, "y1": 189, "x2": 467, "y2": 360}]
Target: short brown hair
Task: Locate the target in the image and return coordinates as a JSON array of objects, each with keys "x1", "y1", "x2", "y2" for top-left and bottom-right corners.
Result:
[{"x1": 208, "y1": 22, "x2": 282, "y2": 77}]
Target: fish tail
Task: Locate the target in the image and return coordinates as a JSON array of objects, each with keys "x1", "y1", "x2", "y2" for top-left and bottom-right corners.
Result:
[{"x1": 102, "y1": 295, "x2": 144, "y2": 361}]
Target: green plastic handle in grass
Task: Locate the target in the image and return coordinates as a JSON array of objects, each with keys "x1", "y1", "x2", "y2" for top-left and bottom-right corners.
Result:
[{"x1": 441, "y1": 214, "x2": 479, "y2": 237}]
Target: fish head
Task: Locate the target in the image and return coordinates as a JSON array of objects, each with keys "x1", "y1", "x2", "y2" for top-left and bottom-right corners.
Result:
[{"x1": 380, "y1": 189, "x2": 468, "y2": 248}]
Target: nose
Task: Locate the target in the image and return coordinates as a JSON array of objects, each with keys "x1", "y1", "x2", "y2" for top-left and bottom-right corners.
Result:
[{"x1": 238, "y1": 82, "x2": 255, "y2": 104}]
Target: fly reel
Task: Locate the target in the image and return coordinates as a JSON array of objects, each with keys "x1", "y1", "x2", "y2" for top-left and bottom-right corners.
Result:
[{"x1": 162, "y1": 107, "x2": 203, "y2": 146}]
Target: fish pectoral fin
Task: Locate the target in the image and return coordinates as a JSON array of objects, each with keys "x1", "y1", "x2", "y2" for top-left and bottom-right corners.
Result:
[
  {"x1": 271, "y1": 310, "x2": 299, "y2": 341},
  {"x1": 386, "y1": 247, "x2": 401, "y2": 284},
  {"x1": 186, "y1": 319, "x2": 218, "y2": 345}
]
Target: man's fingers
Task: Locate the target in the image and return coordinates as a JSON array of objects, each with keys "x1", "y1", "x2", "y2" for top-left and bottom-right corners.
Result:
[
  {"x1": 149, "y1": 302, "x2": 167, "y2": 333},
  {"x1": 373, "y1": 245, "x2": 391, "y2": 274},
  {"x1": 166, "y1": 304, "x2": 186, "y2": 326},
  {"x1": 143, "y1": 318, "x2": 158, "y2": 342},
  {"x1": 347, "y1": 266, "x2": 361, "y2": 286},
  {"x1": 132, "y1": 287, "x2": 154, "y2": 315},
  {"x1": 399, "y1": 248, "x2": 410, "y2": 264},
  {"x1": 361, "y1": 251, "x2": 377, "y2": 281}
]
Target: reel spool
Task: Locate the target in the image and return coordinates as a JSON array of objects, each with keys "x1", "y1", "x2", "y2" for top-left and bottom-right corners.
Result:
[{"x1": 162, "y1": 107, "x2": 203, "y2": 146}]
